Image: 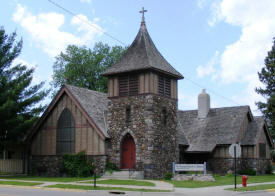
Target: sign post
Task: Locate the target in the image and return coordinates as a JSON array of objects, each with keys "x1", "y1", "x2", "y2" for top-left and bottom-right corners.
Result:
[
  {"x1": 94, "y1": 170, "x2": 96, "y2": 188},
  {"x1": 229, "y1": 144, "x2": 241, "y2": 189},
  {"x1": 234, "y1": 146, "x2": 236, "y2": 189}
]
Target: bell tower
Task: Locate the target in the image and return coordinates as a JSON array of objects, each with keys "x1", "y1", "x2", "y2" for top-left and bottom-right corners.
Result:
[{"x1": 101, "y1": 8, "x2": 183, "y2": 179}]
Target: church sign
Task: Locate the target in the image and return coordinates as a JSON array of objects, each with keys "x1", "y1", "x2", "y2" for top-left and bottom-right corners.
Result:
[{"x1": 173, "y1": 162, "x2": 207, "y2": 175}]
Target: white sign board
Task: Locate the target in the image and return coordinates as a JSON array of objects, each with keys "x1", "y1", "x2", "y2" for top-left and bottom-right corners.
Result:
[
  {"x1": 229, "y1": 144, "x2": 241, "y2": 158},
  {"x1": 175, "y1": 164, "x2": 204, "y2": 171}
]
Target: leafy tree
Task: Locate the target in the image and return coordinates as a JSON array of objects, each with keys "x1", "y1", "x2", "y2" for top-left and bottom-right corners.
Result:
[
  {"x1": 52, "y1": 42, "x2": 126, "y2": 94},
  {"x1": 0, "y1": 27, "x2": 48, "y2": 147},
  {"x1": 256, "y1": 38, "x2": 275, "y2": 139}
]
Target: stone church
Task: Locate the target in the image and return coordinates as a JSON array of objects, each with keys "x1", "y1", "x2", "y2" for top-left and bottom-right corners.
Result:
[{"x1": 26, "y1": 12, "x2": 273, "y2": 178}]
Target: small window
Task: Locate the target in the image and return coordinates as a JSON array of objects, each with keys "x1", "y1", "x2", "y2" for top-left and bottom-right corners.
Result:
[
  {"x1": 119, "y1": 74, "x2": 138, "y2": 96},
  {"x1": 259, "y1": 143, "x2": 266, "y2": 158},
  {"x1": 158, "y1": 75, "x2": 171, "y2": 97},
  {"x1": 161, "y1": 108, "x2": 167, "y2": 126},
  {"x1": 126, "y1": 106, "x2": 131, "y2": 123}
]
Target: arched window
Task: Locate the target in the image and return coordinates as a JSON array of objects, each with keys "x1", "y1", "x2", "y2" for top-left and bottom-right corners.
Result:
[{"x1": 56, "y1": 108, "x2": 75, "y2": 155}]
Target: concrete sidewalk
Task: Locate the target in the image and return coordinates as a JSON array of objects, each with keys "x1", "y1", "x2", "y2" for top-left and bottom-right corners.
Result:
[
  {"x1": 0, "y1": 178, "x2": 275, "y2": 194},
  {"x1": 73, "y1": 179, "x2": 174, "y2": 190},
  {"x1": 0, "y1": 178, "x2": 174, "y2": 191},
  {"x1": 174, "y1": 182, "x2": 275, "y2": 196}
]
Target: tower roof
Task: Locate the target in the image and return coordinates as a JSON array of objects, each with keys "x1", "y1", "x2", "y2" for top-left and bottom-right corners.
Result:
[{"x1": 101, "y1": 18, "x2": 183, "y2": 79}]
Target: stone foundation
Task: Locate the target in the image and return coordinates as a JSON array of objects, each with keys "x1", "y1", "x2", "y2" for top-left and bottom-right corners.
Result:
[
  {"x1": 173, "y1": 174, "x2": 215, "y2": 181},
  {"x1": 29, "y1": 155, "x2": 107, "y2": 176},
  {"x1": 29, "y1": 155, "x2": 63, "y2": 176},
  {"x1": 207, "y1": 158, "x2": 271, "y2": 174}
]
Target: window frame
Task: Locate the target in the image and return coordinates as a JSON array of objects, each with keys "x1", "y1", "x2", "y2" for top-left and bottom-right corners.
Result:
[{"x1": 56, "y1": 108, "x2": 75, "y2": 155}]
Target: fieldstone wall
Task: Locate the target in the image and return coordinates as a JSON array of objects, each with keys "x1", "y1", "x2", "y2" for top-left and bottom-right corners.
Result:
[
  {"x1": 207, "y1": 158, "x2": 271, "y2": 174},
  {"x1": 107, "y1": 94, "x2": 179, "y2": 179},
  {"x1": 29, "y1": 155, "x2": 63, "y2": 176},
  {"x1": 29, "y1": 155, "x2": 107, "y2": 176},
  {"x1": 86, "y1": 155, "x2": 107, "y2": 176}
]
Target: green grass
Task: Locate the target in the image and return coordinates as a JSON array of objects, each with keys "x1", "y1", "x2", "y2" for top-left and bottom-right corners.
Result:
[
  {"x1": 0, "y1": 175, "x2": 93, "y2": 182},
  {"x1": 167, "y1": 174, "x2": 275, "y2": 188},
  {"x1": 0, "y1": 180, "x2": 42, "y2": 186},
  {"x1": 46, "y1": 184, "x2": 170, "y2": 192},
  {"x1": 82, "y1": 179, "x2": 155, "y2": 187},
  {"x1": 226, "y1": 184, "x2": 275, "y2": 192}
]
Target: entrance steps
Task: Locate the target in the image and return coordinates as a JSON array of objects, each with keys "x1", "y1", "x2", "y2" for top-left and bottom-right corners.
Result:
[{"x1": 101, "y1": 170, "x2": 144, "y2": 179}]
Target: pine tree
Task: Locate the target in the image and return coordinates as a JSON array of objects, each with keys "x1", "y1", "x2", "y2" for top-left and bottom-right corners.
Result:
[
  {"x1": 256, "y1": 38, "x2": 275, "y2": 139},
  {"x1": 0, "y1": 27, "x2": 48, "y2": 146}
]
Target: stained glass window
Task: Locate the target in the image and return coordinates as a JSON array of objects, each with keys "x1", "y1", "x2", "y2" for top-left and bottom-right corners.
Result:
[{"x1": 56, "y1": 108, "x2": 75, "y2": 155}]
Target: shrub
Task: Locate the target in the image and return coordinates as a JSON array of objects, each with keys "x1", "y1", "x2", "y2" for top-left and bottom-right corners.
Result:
[
  {"x1": 62, "y1": 151, "x2": 95, "y2": 177},
  {"x1": 271, "y1": 150, "x2": 275, "y2": 162},
  {"x1": 164, "y1": 172, "x2": 173, "y2": 180},
  {"x1": 238, "y1": 169, "x2": 256, "y2": 176},
  {"x1": 105, "y1": 160, "x2": 118, "y2": 173},
  {"x1": 265, "y1": 163, "x2": 273, "y2": 174}
]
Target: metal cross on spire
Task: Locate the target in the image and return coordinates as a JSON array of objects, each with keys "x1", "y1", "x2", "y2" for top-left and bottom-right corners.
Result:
[{"x1": 139, "y1": 7, "x2": 147, "y2": 23}]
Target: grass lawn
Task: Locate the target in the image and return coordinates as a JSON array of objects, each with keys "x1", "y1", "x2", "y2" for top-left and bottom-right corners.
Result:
[
  {"x1": 46, "y1": 184, "x2": 170, "y2": 192},
  {"x1": 167, "y1": 174, "x2": 275, "y2": 188},
  {"x1": 0, "y1": 180, "x2": 42, "y2": 186},
  {"x1": 226, "y1": 184, "x2": 275, "y2": 192},
  {"x1": 82, "y1": 179, "x2": 155, "y2": 187},
  {"x1": 0, "y1": 176, "x2": 93, "y2": 182}
]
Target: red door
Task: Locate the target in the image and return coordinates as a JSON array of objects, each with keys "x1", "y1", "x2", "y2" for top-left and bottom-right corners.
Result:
[{"x1": 121, "y1": 134, "x2": 136, "y2": 169}]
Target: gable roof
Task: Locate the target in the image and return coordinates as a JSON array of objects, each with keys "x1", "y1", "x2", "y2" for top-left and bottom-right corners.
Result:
[
  {"x1": 101, "y1": 22, "x2": 183, "y2": 79},
  {"x1": 177, "y1": 106, "x2": 251, "y2": 152},
  {"x1": 254, "y1": 116, "x2": 273, "y2": 147},
  {"x1": 26, "y1": 85, "x2": 109, "y2": 142},
  {"x1": 65, "y1": 85, "x2": 109, "y2": 137}
]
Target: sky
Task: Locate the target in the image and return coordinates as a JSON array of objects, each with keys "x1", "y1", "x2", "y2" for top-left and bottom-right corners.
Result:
[{"x1": 1, "y1": 0, "x2": 275, "y2": 114}]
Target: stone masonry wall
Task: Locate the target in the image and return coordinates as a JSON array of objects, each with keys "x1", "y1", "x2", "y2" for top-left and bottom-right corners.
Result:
[
  {"x1": 107, "y1": 94, "x2": 178, "y2": 179},
  {"x1": 29, "y1": 155, "x2": 106, "y2": 176},
  {"x1": 207, "y1": 158, "x2": 271, "y2": 174}
]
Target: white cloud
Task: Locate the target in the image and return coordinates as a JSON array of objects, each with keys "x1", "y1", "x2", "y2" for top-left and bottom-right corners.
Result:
[
  {"x1": 80, "y1": 0, "x2": 92, "y2": 3},
  {"x1": 208, "y1": 1, "x2": 222, "y2": 27},
  {"x1": 12, "y1": 4, "x2": 102, "y2": 57},
  {"x1": 12, "y1": 58, "x2": 36, "y2": 69},
  {"x1": 204, "y1": 0, "x2": 275, "y2": 112},
  {"x1": 197, "y1": 0, "x2": 208, "y2": 9},
  {"x1": 196, "y1": 51, "x2": 219, "y2": 78},
  {"x1": 71, "y1": 14, "x2": 103, "y2": 44}
]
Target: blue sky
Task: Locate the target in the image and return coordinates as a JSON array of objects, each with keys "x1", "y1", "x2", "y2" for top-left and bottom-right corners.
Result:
[{"x1": 1, "y1": 0, "x2": 275, "y2": 114}]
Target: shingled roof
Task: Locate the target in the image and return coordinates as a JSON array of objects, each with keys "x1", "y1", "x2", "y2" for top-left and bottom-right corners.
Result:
[
  {"x1": 65, "y1": 85, "x2": 109, "y2": 137},
  {"x1": 101, "y1": 21, "x2": 183, "y2": 79},
  {"x1": 177, "y1": 106, "x2": 252, "y2": 152},
  {"x1": 26, "y1": 85, "x2": 109, "y2": 142}
]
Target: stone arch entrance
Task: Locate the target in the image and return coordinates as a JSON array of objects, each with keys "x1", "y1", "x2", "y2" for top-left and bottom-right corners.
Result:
[{"x1": 120, "y1": 133, "x2": 136, "y2": 169}]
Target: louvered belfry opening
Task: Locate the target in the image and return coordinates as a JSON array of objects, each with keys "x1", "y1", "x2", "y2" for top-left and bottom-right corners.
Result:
[
  {"x1": 56, "y1": 108, "x2": 75, "y2": 155},
  {"x1": 119, "y1": 74, "x2": 139, "y2": 96},
  {"x1": 158, "y1": 75, "x2": 171, "y2": 97}
]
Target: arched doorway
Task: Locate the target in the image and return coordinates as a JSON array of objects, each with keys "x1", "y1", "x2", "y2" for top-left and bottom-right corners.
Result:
[{"x1": 120, "y1": 134, "x2": 136, "y2": 169}]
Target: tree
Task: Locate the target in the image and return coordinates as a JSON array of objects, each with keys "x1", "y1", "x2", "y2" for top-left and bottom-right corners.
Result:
[
  {"x1": 0, "y1": 27, "x2": 48, "y2": 147},
  {"x1": 52, "y1": 42, "x2": 126, "y2": 94},
  {"x1": 256, "y1": 38, "x2": 275, "y2": 139}
]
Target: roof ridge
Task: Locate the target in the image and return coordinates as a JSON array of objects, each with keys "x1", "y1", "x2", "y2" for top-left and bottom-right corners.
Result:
[
  {"x1": 65, "y1": 84, "x2": 107, "y2": 96},
  {"x1": 178, "y1": 105, "x2": 250, "y2": 113}
]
